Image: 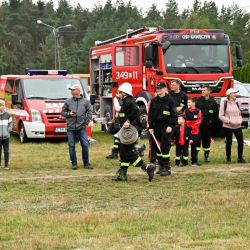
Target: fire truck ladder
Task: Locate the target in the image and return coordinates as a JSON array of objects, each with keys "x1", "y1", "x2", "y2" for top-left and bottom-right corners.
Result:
[{"x1": 95, "y1": 27, "x2": 155, "y2": 46}]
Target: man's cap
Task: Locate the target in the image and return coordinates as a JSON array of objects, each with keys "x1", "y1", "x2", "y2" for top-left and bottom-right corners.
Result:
[
  {"x1": 155, "y1": 82, "x2": 167, "y2": 89},
  {"x1": 226, "y1": 88, "x2": 239, "y2": 96},
  {"x1": 68, "y1": 85, "x2": 81, "y2": 91}
]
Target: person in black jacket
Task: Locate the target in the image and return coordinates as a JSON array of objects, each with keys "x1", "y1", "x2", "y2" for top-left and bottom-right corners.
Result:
[
  {"x1": 169, "y1": 79, "x2": 187, "y2": 116},
  {"x1": 196, "y1": 85, "x2": 219, "y2": 162},
  {"x1": 112, "y1": 82, "x2": 155, "y2": 182},
  {"x1": 172, "y1": 115, "x2": 192, "y2": 167},
  {"x1": 148, "y1": 82, "x2": 178, "y2": 176}
]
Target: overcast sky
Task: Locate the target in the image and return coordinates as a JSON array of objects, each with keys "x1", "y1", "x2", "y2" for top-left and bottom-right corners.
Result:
[{"x1": 52, "y1": 0, "x2": 250, "y2": 12}]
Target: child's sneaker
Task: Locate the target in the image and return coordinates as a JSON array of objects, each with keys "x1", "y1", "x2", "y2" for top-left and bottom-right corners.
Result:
[{"x1": 4, "y1": 165, "x2": 9, "y2": 170}]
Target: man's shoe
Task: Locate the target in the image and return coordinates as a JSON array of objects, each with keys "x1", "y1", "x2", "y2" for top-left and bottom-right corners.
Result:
[
  {"x1": 238, "y1": 158, "x2": 247, "y2": 164},
  {"x1": 160, "y1": 170, "x2": 171, "y2": 176},
  {"x1": 192, "y1": 162, "x2": 202, "y2": 167},
  {"x1": 84, "y1": 163, "x2": 94, "y2": 169},
  {"x1": 71, "y1": 164, "x2": 78, "y2": 170}
]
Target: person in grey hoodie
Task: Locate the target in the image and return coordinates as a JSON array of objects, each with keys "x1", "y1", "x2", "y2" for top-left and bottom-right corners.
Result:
[
  {"x1": 219, "y1": 88, "x2": 246, "y2": 164},
  {"x1": 61, "y1": 85, "x2": 93, "y2": 170},
  {"x1": 0, "y1": 100, "x2": 12, "y2": 171}
]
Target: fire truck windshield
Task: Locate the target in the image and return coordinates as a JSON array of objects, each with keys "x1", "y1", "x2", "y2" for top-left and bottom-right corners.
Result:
[
  {"x1": 23, "y1": 78, "x2": 85, "y2": 99},
  {"x1": 164, "y1": 44, "x2": 229, "y2": 74}
]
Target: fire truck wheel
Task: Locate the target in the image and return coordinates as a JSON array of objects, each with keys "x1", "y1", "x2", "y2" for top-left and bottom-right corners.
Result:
[
  {"x1": 19, "y1": 123, "x2": 28, "y2": 143},
  {"x1": 103, "y1": 105, "x2": 115, "y2": 134}
]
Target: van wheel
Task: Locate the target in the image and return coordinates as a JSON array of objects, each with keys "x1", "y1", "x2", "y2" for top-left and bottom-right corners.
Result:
[{"x1": 19, "y1": 123, "x2": 28, "y2": 143}]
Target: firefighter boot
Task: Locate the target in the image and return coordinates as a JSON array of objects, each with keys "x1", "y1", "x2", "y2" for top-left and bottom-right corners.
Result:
[
  {"x1": 156, "y1": 159, "x2": 165, "y2": 174},
  {"x1": 160, "y1": 160, "x2": 171, "y2": 176},
  {"x1": 141, "y1": 162, "x2": 156, "y2": 182},
  {"x1": 112, "y1": 167, "x2": 128, "y2": 181},
  {"x1": 204, "y1": 151, "x2": 210, "y2": 162},
  {"x1": 106, "y1": 149, "x2": 119, "y2": 159}
]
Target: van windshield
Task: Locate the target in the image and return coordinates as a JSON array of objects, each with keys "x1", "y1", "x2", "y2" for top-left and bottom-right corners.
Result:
[{"x1": 23, "y1": 78, "x2": 85, "y2": 99}]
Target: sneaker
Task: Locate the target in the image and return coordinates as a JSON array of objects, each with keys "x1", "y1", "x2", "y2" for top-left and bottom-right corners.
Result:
[
  {"x1": 237, "y1": 158, "x2": 247, "y2": 164},
  {"x1": 174, "y1": 165, "x2": 181, "y2": 168},
  {"x1": 71, "y1": 164, "x2": 78, "y2": 170},
  {"x1": 4, "y1": 166, "x2": 9, "y2": 170},
  {"x1": 192, "y1": 162, "x2": 202, "y2": 167},
  {"x1": 84, "y1": 163, "x2": 94, "y2": 169}
]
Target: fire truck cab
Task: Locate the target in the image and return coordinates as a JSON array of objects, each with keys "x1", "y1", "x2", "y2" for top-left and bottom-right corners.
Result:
[
  {"x1": 89, "y1": 27, "x2": 243, "y2": 132},
  {"x1": 0, "y1": 69, "x2": 92, "y2": 143}
]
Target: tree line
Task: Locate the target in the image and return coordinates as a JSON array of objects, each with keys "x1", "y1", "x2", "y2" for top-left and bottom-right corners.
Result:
[{"x1": 0, "y1": 0, "x2": 249, "y2": 75}]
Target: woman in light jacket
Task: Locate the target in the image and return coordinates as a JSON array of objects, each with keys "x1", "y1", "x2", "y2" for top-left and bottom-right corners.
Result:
[{"x1": 219, "y1": 88, "x2": 246, "y2": 164}]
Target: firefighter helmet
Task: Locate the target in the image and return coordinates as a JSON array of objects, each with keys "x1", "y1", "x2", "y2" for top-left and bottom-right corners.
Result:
[{"x1": 118, "y1": 82, "x2": 133, "y2": 96}]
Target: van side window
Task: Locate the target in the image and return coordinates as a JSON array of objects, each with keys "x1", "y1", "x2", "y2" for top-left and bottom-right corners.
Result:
[
  {"x1": 15, "y1": 80, "x2": 24, "y2": 105},
  {"x1": 6, "y1": 80, "x2": 14, "y2": 94}
]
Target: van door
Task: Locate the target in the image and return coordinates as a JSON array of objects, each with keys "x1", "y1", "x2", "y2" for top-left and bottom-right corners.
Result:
[{"x1": 112, "y1": 44, "x2": 143, "y2": 95}]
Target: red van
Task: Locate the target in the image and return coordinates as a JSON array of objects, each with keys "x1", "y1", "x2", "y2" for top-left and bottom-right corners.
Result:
[{"x1": 0, "y1": 69, "x2": 93, "y2": 143}]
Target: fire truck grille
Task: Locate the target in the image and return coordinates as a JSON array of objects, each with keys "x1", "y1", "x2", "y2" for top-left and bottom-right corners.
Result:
[{"x1": 46, "y1": 113, "x2": 66, "y2": 123}]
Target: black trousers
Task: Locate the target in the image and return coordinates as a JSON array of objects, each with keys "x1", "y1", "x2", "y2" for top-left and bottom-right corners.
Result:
[
  {"x1": 119, "y1": 143, "x2": 144, "y2": 168},
  {"x1": 150, "y1": 126, "x2": 172, "y2": 170},
  {"x1": 223, "y1": 127, "x2": 244, "y2": 160},
  {"x1": 191, "y1": 134, "x2": 200, "y2": 164},
  {"x1": 175, "y1": 143, "x2": 189, "y2": 165},
  {"x1": 0, "y1": 138, "x2": 9, "y2": 166},
  {"x1": 200, "y1": 123, "x2": 212, "y2": 155}
]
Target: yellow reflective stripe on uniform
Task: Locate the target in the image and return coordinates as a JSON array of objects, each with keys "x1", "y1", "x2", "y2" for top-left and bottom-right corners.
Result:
[
  {"x1": 183, "y1": 156, "x2": 189, "y2": 160},
  {"x1": 203, "y1": 147, "x2": 211, "y2": 151},
  {"x1": 162, "y1": 154, "x2": 170, "y2": 158},
  {"x1": 180, "y1": 103, "x2": 185, "y2": 107},
  {"x1": 113, "y1": 145, "x2": 119, "y2": 148},
  {"x1": 175, "y1": 156, "x2": 181, "y2": 160},
  {"x1": 209, "y1": 110, "x2": 214, "y2": 113},
  {"x1": 121, "y1": 162, "x2": 130, "y2": 167},
  {"x1": 196, "y1": 147, "x2": 201, "y2": 151},
  {"x1": 163, "y1": 110, "x2": 170, "y2": 115},
  {"x1": 156, "y1": 153, "x2": 162, "y2": 157},
  {"x1": 132, "y1": 157, "x2": 142, "y2": 167},
  {"x1": 119, "y1": 113, "x2": 125, "y2": 117}
]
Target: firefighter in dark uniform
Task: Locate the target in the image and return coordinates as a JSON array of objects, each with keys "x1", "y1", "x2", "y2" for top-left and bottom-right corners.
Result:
[
  {"x1": 196, "y1": 85, "x2": 219, "y2": 162},
  {"x1": 169, "y1": 79, "x2": 188, "y2": 116},
  {"x1": 148, "y1": 82, "x2": 177, "y2": 176},
  {"x1": 106, "y1": 92, "x2": 123, "y2": 159},
  {"x1": 112, "y1": 82, "x2": 156, "y2": 182}
]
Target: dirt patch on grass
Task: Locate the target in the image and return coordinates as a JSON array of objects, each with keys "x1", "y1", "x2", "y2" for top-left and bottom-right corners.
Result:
[{"x1": 0, "y1": 166, "x2": 249, "y2": 182}]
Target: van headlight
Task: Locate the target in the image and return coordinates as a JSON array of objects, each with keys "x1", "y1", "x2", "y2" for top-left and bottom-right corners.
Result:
[{"x1": 31, "y1": 109, "x2": 42, "y2": 123}]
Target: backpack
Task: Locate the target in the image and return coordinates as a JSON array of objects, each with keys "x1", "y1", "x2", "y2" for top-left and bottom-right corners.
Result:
[{"x1": 223, "y1": 100, "x2": 240, "y2": 114}]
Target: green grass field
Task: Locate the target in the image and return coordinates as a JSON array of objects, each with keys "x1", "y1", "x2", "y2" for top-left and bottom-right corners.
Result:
[{"x1": 0, "y1": 127, "x2": 250, "y2": 249}]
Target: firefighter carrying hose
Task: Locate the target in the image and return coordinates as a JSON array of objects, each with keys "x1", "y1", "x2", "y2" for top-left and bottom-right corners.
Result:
[
  {"x1": 112, "y1": 82, "x2": 156, "y2": 182},
  {"x1": 148, "y1": 82, "x2": 177, "y2": 176}
]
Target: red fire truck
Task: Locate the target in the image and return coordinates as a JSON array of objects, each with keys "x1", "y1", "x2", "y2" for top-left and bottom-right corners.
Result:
[
  {"x1": 0, "y1": 69, "x2": 93, "y2": 143},
  {"x1": 89, "y1": 27, "x2": 243, "y2": 132}
]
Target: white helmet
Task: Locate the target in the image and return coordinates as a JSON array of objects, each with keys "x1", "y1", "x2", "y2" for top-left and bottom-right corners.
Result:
[{"x1": 118, "y1": 82, "x2": 133, "y2": 96}]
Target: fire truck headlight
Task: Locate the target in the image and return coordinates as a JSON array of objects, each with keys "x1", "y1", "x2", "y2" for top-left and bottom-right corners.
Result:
[{"x1": 31, "y1": 109, "x2": 42, "y2": 123}]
